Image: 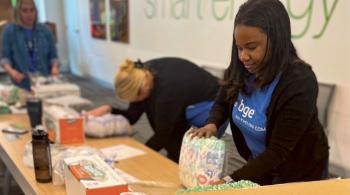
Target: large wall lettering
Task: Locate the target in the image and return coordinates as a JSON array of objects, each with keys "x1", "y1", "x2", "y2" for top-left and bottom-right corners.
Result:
[{"x1": 143, "y1": 0, "x2": 339, "y2": 39}]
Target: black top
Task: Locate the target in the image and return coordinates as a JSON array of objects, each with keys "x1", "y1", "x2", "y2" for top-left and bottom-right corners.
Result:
[
  {"x1": 112, "y1": 57, "x2": 219, "y2": 161},
  {"x1": 208, "y1": 62, "x2": 329, "y2": 184}
]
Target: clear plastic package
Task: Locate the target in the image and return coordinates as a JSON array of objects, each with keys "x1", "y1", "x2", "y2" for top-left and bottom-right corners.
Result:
[
  {"x1": 23, "y1": 142, "x2": 106, "y2": 185},
  {"x1": 85, "y1": 114, "x2": 131, "y2": 138}
]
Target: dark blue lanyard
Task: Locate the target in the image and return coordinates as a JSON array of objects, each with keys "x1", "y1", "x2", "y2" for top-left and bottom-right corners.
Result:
[{"x1": 25, "y1": 29, "x2": 37, "y2": 72}]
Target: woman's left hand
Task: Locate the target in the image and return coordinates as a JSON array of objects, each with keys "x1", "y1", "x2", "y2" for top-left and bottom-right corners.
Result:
[
  {"x1": 189, "y1": 123, "x2": 217, "y2": 139},
  {"x1": 212, "y1": 179, "x2": 225, "y2": 185},
  {"x1": 51, "y1": 64, "x2": 60, "y2": 76}
]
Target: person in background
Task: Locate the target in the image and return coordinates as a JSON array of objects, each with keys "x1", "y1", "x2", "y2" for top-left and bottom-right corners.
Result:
[
  {"x1": 88, "y1": 57, "x2": 220, "y2": 162},
  {"x1": 191, "y1": 0, "x2": 329, "y2": 185},
  {"x1": 0, "y1": 0, "x2": 59, "y2": 91}
]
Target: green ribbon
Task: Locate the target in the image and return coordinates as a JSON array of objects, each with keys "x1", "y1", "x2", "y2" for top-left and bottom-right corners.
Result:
[{"x1": 177, "y1": 180, "x2": 260, "y2": 194}]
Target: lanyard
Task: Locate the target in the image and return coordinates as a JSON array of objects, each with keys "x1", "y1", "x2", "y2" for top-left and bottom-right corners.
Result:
[{"x1": 25, "y1": 29, "x2": 37, "y2": 72}]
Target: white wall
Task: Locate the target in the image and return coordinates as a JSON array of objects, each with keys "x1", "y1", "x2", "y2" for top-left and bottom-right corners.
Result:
[
  {"x1": 35, "y1": 0, "x2": 69, "y2": 71},
  {"x1": 63, "y1": 0, "x2": 349, "y2": 176},
  {"x1": 44, "y1": 0, "x2": 69, "y2": 71},
  {"x1": 291, "y1": 0, "x2": 350, "y2": 177}
]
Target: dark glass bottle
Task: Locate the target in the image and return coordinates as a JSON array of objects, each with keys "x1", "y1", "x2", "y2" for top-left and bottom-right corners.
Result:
[{"x1": 32, "y1": 130, "x2": 52, "y2": 183}]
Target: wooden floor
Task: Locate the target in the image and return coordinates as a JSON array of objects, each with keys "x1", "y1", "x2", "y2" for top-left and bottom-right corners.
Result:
[{"x1": 0, "y1": 73, "x2": 155, "y2": 194}]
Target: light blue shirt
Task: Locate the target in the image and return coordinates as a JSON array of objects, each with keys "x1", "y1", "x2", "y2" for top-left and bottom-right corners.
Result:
[
  {"x1": 0, "y1": 23, "x2": 58, "y2": 90},
  {"x1": 232, "y1": 74, "x2": 281, "y2": 158}
]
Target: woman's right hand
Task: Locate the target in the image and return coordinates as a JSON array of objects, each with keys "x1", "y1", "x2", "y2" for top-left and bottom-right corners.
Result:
[
  {"x1": 189, "y1": 123, "x2": 218, "y2": 139},
  {"x1": 85, "y1": 105, "x2": 112, "y2": 117},
  {"x1": 9, "y1": 69, "x2": 24, "y2": 83}
]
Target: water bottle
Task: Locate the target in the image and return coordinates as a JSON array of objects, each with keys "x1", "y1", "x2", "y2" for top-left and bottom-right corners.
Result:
[
  {"x1": 26, "y1": 97, "x2": 42, "y2": 129},
  {"x1": 32, "y1": 129, "x2": 52, "y2": 183}
]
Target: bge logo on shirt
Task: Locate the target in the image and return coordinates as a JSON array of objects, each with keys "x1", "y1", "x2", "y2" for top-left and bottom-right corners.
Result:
[{"x1": 235, "y1": 99, "x2": 255, "y2": 118}]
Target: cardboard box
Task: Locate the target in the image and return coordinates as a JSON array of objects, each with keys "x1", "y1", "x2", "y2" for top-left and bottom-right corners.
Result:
[
  {"x1": 43, "y1": 105, "x2": 84, "y2": 144},
  {"x1": 64, "y1": 155, "x2": 129, "y2": 195}
]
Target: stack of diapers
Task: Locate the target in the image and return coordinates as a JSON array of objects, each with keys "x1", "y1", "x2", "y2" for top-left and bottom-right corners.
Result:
[
  {"x1": 179, "y1": 129, "x2": 225, "y2": 188},
  {"x1": 85, "y1": 114, "x2": 131, "y2": 138}
]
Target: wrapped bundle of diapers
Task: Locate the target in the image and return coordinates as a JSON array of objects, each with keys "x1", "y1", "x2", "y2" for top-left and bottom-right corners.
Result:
[
  {"x1": 85, "y1": 114, "x2": 131, "y2": 138},
  {"x1": 179, "y1": 129, "x2": 225, "y2": 188}
]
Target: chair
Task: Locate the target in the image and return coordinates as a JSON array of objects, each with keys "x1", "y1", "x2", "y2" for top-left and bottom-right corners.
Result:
[
  {"x1": 316, "y1": 83, "x2": 336, "y2": 135},
  {"x1": 316, "y1": 82, "x2": 336, "y2": 178}
]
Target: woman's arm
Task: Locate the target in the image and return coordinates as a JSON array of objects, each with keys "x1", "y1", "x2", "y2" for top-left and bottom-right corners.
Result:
[
  {"x1": 191, "y1": 67, "x2": 231, "y2": 138},
  {"x1": 51, "y1": 62, "x2": 59, "y2": 76},
  {"x1": 86, "y1": 105, "x2": 112, "y2": 116},
  {"x1": 2, "y1": 64, "x2": 25, "y2": 83},
  {"x1": 145, "y1": 97, "x2": 185, "y2": 151},
  {"x1": 111, "y1": 101, "x2": 145, "y2": 124},
  {"x1": 207, "y1": 85, "x2": 230, "y2": 128},
  {"x1": 87, "y1": 102, "x2": 145, "y2": 125},
  {"x1": 0, "y1": 25, "x2": 25, "y2": 83}
]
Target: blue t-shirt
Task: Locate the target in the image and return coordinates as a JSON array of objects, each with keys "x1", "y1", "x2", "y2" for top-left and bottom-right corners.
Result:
[{"x1": 232, "y1": 74, "x2": 281, "y2": 158}]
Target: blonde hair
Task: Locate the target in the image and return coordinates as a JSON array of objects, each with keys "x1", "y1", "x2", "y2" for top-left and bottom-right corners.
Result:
[
  {"x1": 14, "y1": 0, "x2": 38, "y2": 25},
  {"x1": 115, "y1": 59, "x2": 147, "y2": 101}
]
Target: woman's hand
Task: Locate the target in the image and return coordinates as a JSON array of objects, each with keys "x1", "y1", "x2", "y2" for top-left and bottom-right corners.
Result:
[
  {"x1": 51, "y1": 64, "x2": 60, "y2": 76},
  {"x1": 189, "y1": 123, "x2": 218, "y2": 139},
  {"x1": 9, "y1": 69, "x2": 25, "y2": 83},
  {"x1": 85, "y1": 105, "x2": 112, "y2": 117},
  {"x1": 3, "y1": 64, "x2": 24, "y2": 83},
  {"x1": 212, "y1": 179, "x2": 225, "y2": 185}
]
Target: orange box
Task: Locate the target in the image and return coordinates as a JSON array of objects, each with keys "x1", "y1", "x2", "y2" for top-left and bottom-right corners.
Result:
[
  {"x1": 64, "y1": 155, "x2": 129, "y2": 195},
  {"x1": 58, "y1": 118, "x2": 84, "y2": 144},
  {"x1": 43, "y1": 106, "x2": 84, "y2": 144}
]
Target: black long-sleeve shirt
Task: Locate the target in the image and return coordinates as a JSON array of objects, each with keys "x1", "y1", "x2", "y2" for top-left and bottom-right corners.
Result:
[
  {"x1": 112, "y1": 57, "x2": 219, "y2": 161},
  {"x1": 208, "y1": 62, "x2": 329, "y2": 184}
]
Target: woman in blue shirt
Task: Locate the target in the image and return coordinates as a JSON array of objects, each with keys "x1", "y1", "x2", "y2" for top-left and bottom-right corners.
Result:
[
  {"x1": 0, "y1": 0, "x2": 59, "y2": 90},
  {"x1": 191, "y1": 0, "x2": 329, "y2": 185}
]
